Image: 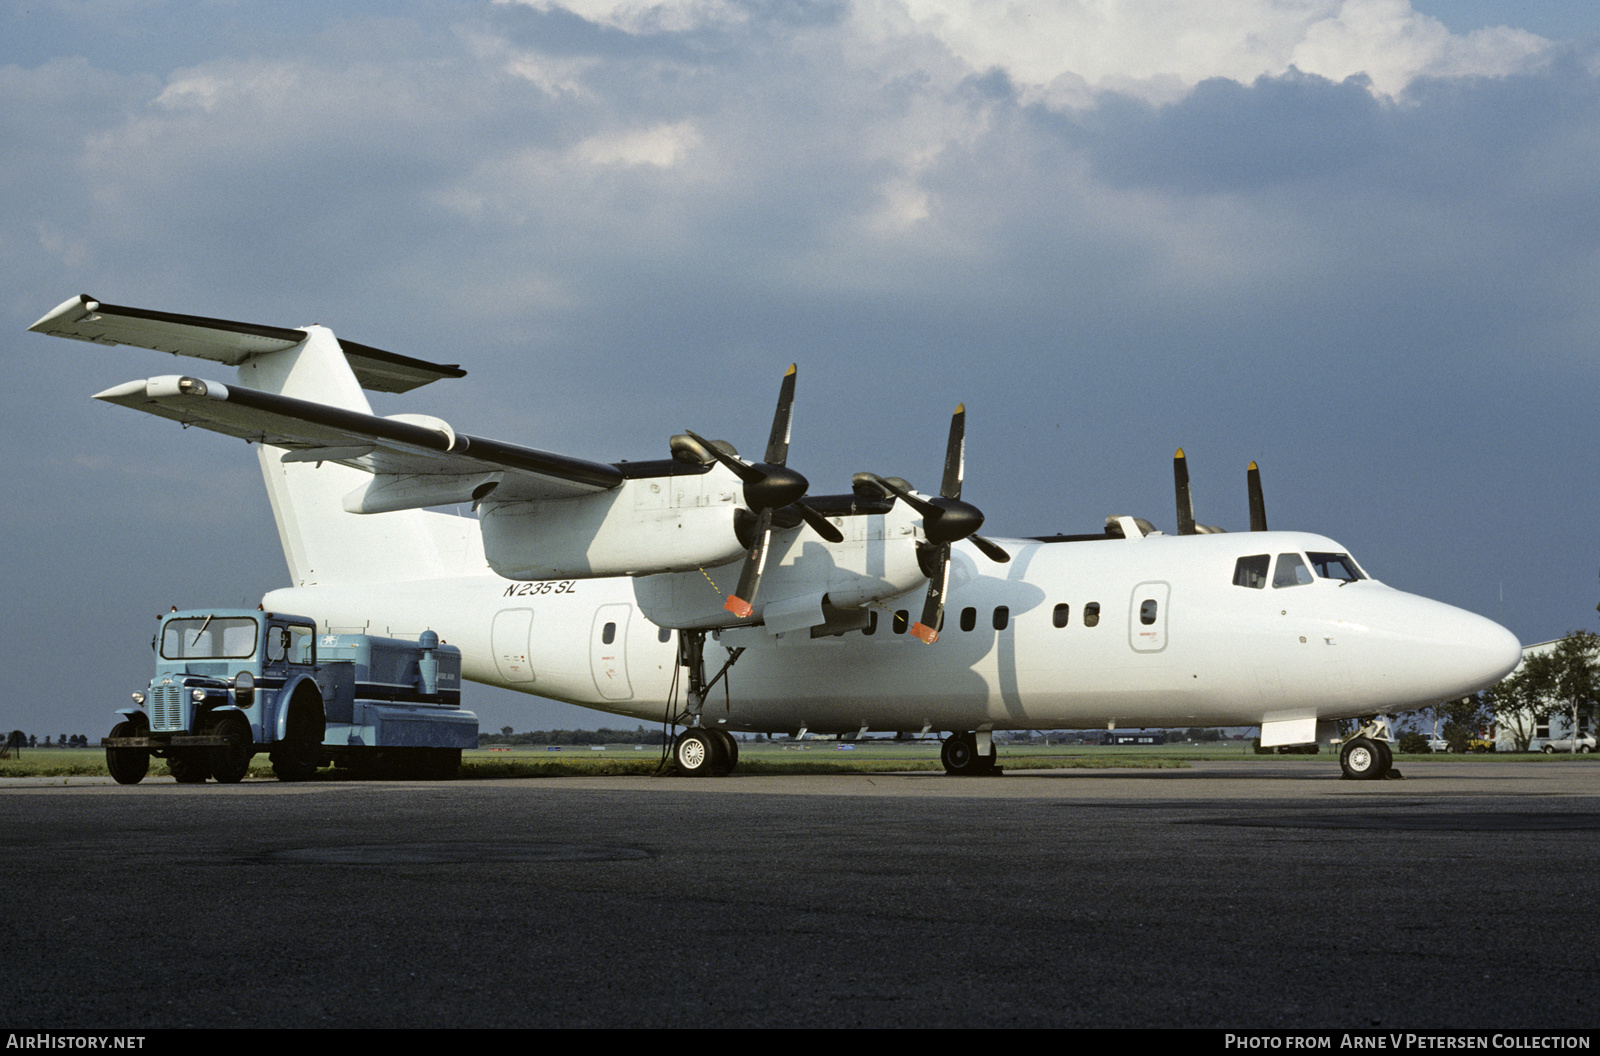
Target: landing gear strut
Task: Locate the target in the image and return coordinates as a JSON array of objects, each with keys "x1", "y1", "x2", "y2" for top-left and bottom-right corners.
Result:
[
  {"x1": 671, "y1": 630, "x2": 745, "y2": 777},
  {"x1": 1339, "y1": 718, "x2": 1400, "y2": 781}
]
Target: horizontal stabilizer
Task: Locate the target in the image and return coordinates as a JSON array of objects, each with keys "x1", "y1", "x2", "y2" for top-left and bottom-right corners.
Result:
[
  {"x1": 30, "y1": 294, "x2": 465, "y2": 394},
  {"x1": 94, "y1": 374, "x2": 623, "y2": 505}
]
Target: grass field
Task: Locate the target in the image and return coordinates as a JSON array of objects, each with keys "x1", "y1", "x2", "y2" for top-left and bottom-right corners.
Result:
[{"x1": 4, "y1": 739, "x2": 1588, "y2": 781}]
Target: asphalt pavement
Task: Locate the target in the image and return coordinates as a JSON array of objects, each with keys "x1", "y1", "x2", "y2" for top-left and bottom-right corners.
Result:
[{"x1": 2, "y1": 758, "x2": 1596, "y2": 1029}]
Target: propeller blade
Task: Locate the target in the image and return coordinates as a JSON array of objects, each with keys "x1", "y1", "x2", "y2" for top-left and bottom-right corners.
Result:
[
  {"x1": 910, "y1": 542, "x2": 951, "y2": 644},
  {"x1": 1174, "y1": 448, "x2": 1197, "y2": 536},
  {"x1": 1247, "y1": 461, "x2": 1268, "y2": 532},
  {"x1": 941, "y1": 404, "x2": 966, "y2": 500},
  {"x1": 765, "y1": 364, "x2": 796, "y2": 466},
  {"x1": 969, "y1": 533, "x2": 1011, "y2": 564},
  {"x1": 725, "y1": 508, "x2": 773, "y2": 618},
  {"x1": 793, "y1": 501, "x2": 844, "y2": 544}
]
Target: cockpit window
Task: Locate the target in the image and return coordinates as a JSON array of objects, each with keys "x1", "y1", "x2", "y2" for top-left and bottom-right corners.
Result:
[
  {"x1": 1233, "y1": 555, "x2": 1269, "y2": 589},
  {"x1": 1307, "y1": 551, "x2": 1366, "y2": 582},
  {"x1": 1273, "y1": 553, "x2": 1314, "y2": 588}
]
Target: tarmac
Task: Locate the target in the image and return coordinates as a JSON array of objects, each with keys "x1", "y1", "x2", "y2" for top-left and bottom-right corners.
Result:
[{"x1": 2, "y1": 758, "x2": 1597, "y2": 1029}]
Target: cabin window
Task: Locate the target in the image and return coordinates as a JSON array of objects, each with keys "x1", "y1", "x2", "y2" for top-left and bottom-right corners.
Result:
[
  {"x1": 893, "y1": 610, "x2": 909, "y2": 635},
  {"x1": 1052, "y1": 603, "x2": 1070, "y2": 628},
  {"x1": 1140, "y1": 599, "x2": 1158, "y2": 625},
  {"x1": 1307, "y1": 551, "x2": 1365, "y2": 582},
  {"x1": 993, "y1": 606, "x2": 1009, "y2": 631},
  {"x1": 960, "y1": 607, "x2": 977, "y2": 632},
  {"x1": 1084, "y1": 602, "x2": 1101, "y2": 627},
  {"x1": 863, "y1": 611, "x2": 878, "y2": 636},
  {"x1": 1233, "y1": 554, "x2": 1270, "y2": 589},
  {"x1": 1273, "y1": 553, "x2": 1314, "y2": 588},
  {"x1": 602, "y1": 622, "x2": 617, "y2": 645}
]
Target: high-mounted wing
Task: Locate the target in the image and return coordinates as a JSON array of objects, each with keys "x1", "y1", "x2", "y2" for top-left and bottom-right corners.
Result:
[
  {"x1": 30, "y1": 294, "x2": 464, "y2": 394},
  {"x1": 95, "y1": 374, "x2": 623, "y2": 507}
]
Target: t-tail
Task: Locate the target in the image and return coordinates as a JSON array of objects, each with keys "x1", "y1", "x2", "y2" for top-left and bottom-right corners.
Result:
[{"x1": 29, "y1": 295, "x2": 479, "y2": 587}]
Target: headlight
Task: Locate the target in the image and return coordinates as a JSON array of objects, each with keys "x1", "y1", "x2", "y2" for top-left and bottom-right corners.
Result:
[
  {"x1": 131, "y1": 691, "x2": 145, "y2": 706},
  {"x1": 191, "y1": 688, "x2": 207, "y2": 702}
]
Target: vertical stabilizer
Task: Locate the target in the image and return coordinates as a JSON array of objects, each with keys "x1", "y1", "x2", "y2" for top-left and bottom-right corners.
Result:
[{"x1": 238, "y1": 327, "x2": 468, "y2": 586}]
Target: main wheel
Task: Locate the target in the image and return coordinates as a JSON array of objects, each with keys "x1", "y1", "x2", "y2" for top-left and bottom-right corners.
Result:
[
  {"x1": 1340, "y1": 736, "x2": 1385, "y2": 780},
  {"x1": 167, "y1": 750, "x2": 210, "y2": 784},
  {"x1": 105, "y1": 721, "x2": 149, "y2": 786},
  {"x1": 674, "y1": 729, "x2": 717, "y2": 776},
  {"x1": 707, "y1": 729, "x2": 738, "y2": 776},
  {"x1": 942, "y1": 732, "x2": 995, "y2": 776},
  {"x1": 207, "y1": 713, "x2": 253, "y2": 784}
]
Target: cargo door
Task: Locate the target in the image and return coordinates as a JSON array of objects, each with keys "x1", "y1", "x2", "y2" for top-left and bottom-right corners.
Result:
[
  {"x1": 492, "y1": 609, "x2": 535, "y2": 683},
  {"x1": 590, "y1": 604, "x2": 634, "y2": 700}
]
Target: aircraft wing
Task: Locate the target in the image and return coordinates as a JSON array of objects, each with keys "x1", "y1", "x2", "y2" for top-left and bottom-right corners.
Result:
[
  {"x1": 94, "y1": 375, "x2": 624, "y2": 507},
  {"x1": 30, "y1": 294, "x2": 464, "y2": 394}
]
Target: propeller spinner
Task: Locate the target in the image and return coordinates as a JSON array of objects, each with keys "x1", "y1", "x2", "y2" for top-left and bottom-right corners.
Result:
[
  {"x1": 862, "y1": 404, "x2": 1009, "y2": 644},
  {"x1": 686, "y1": 365, "x2": 841, "y2": 619}
]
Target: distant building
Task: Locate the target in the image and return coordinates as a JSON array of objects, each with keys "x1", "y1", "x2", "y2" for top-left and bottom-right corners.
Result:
[{"x1": 1494, "y1": 639, "x2": 1591, "y2": 751}]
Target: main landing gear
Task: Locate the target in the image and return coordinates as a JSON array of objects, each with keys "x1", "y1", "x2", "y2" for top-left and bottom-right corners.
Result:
[
  {"x1": 941, "y1": 731, "x2": 1000, "y2": 776},
  {"x1": 670, "y1": 630, "x2": 745, "y2": 777},
  {"x1": 1339, "y1": 718, "x2": 1401, "y2": 781}
]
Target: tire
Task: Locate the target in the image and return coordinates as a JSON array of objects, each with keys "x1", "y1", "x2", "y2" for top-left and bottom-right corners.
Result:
[
  {"x1": 167, "y1": 751, "x2": 211, "y2": 783},
  {"x1": 1340, "y1": 736, "x2": 1384, "y2": 780},
  {"x1": 1543, "y1": 745, "x2": 1556, "y2": 754},
  {"x1": 272, "y1": 684, "x2": 325, "y2": 781},
  {"x1": 674, "y1": 729, "x2": 717, "y2": 776},
  {"x1": 707, "y1": 729, "x2": 738, "y2": 776},
  {"x1": 207, "y1": 713, "x2": 253, "y2": 784},
  {"x1": 270, "y1": 748, "x2": 319, "y2": 782},
  {"x1": 105, "y1": 721, "x2": 149, "y2": 786},
  {"x1": 1580, "y1": 745, "x2": 1592, "y2": 754},
  {"x1": 942, "y1": 731, "x2": 997, "y2": 775}
]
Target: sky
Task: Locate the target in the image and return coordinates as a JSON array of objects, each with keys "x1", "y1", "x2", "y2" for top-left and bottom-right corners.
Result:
[{"x1": 3, "y1": 0, "x2": 1598, "y2": 739}]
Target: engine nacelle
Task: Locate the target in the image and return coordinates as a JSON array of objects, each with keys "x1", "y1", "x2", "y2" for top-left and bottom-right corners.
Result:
[
  {"x1": 633, "y1": 504, "x2": 929, "y2": 631},
  {"x1": 478, "y1": 471, "x2": 746, "y2": 579}
]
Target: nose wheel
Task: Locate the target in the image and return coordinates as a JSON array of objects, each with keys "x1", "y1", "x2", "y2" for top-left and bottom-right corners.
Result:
[{"x1": 1339, "y1": 721, "x2": 1399, "y2": 780}]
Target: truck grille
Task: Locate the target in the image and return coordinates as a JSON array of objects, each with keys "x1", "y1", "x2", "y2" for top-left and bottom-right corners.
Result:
[{"x1": 148, "y1": 685, "x2": 188, "y2": 733}]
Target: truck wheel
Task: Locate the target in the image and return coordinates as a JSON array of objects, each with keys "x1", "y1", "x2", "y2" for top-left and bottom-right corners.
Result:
[
  {"x1": 207, "y1": 714, "x2": 253, "y2": 784},
  {"x1": 167, "y1": 751, "x2": 211, "y2": 783},
  {"x1": 105, "y1": 721, "x2": 149, "y2": 786},
  {"x1": 270, "y1": 748, "x2": 319, "y2": 782}
]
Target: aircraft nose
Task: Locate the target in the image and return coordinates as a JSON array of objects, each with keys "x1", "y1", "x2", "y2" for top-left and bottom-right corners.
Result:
[{"x1": 1405, "y1": 600, "x2": 1523, "y2": 702}]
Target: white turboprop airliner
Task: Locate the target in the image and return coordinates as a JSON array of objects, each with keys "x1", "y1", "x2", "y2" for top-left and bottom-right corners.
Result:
[{"x1": 31, "y1": 295, "x2": 1522, "y2": 780}]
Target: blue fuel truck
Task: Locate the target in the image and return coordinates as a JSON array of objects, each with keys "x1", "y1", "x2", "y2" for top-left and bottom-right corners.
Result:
[{"x1": 103, "y1": 609, "x2": 478, "y2": 783}]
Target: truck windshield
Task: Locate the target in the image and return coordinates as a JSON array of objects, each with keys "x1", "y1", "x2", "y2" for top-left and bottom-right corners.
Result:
[{"x1": 161, "y1": 617, "x2": 258, "y2": 660}]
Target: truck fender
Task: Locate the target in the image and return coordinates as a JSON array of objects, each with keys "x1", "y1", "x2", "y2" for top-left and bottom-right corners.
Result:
[
  {"x1": 114, "y1": 707, "x2": 148, "y2": 728},
  {"x1": 272, "y1": 675, "x2": 327, "y2": 746},
  {"x1": 205, "y1": 704, "x2": 254, "y2": 743}
]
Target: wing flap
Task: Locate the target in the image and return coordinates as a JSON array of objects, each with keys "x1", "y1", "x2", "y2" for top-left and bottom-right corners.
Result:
[
  {"x1": 32, "y1": 294, "x2": 465, "y2": 393},
  {"x1": 95, "y1": 374, "x2": 624, "y2": 502}
]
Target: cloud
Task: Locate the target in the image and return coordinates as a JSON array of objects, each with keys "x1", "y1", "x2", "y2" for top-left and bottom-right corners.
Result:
[{"x1": 512, "y1": 0, "x2": 1550, "y2": 102}]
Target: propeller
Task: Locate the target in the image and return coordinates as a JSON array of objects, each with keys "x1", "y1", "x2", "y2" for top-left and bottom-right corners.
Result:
[
  {"x1": 686, "y1": 365, "x2": 842, "y2": 619},
  {"x1": 862, "y1": 404, "x2": 1009, "y2": 644},
  {"x1": 1172, "y1": 448, "x2": 1267, "y2": 534}
]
